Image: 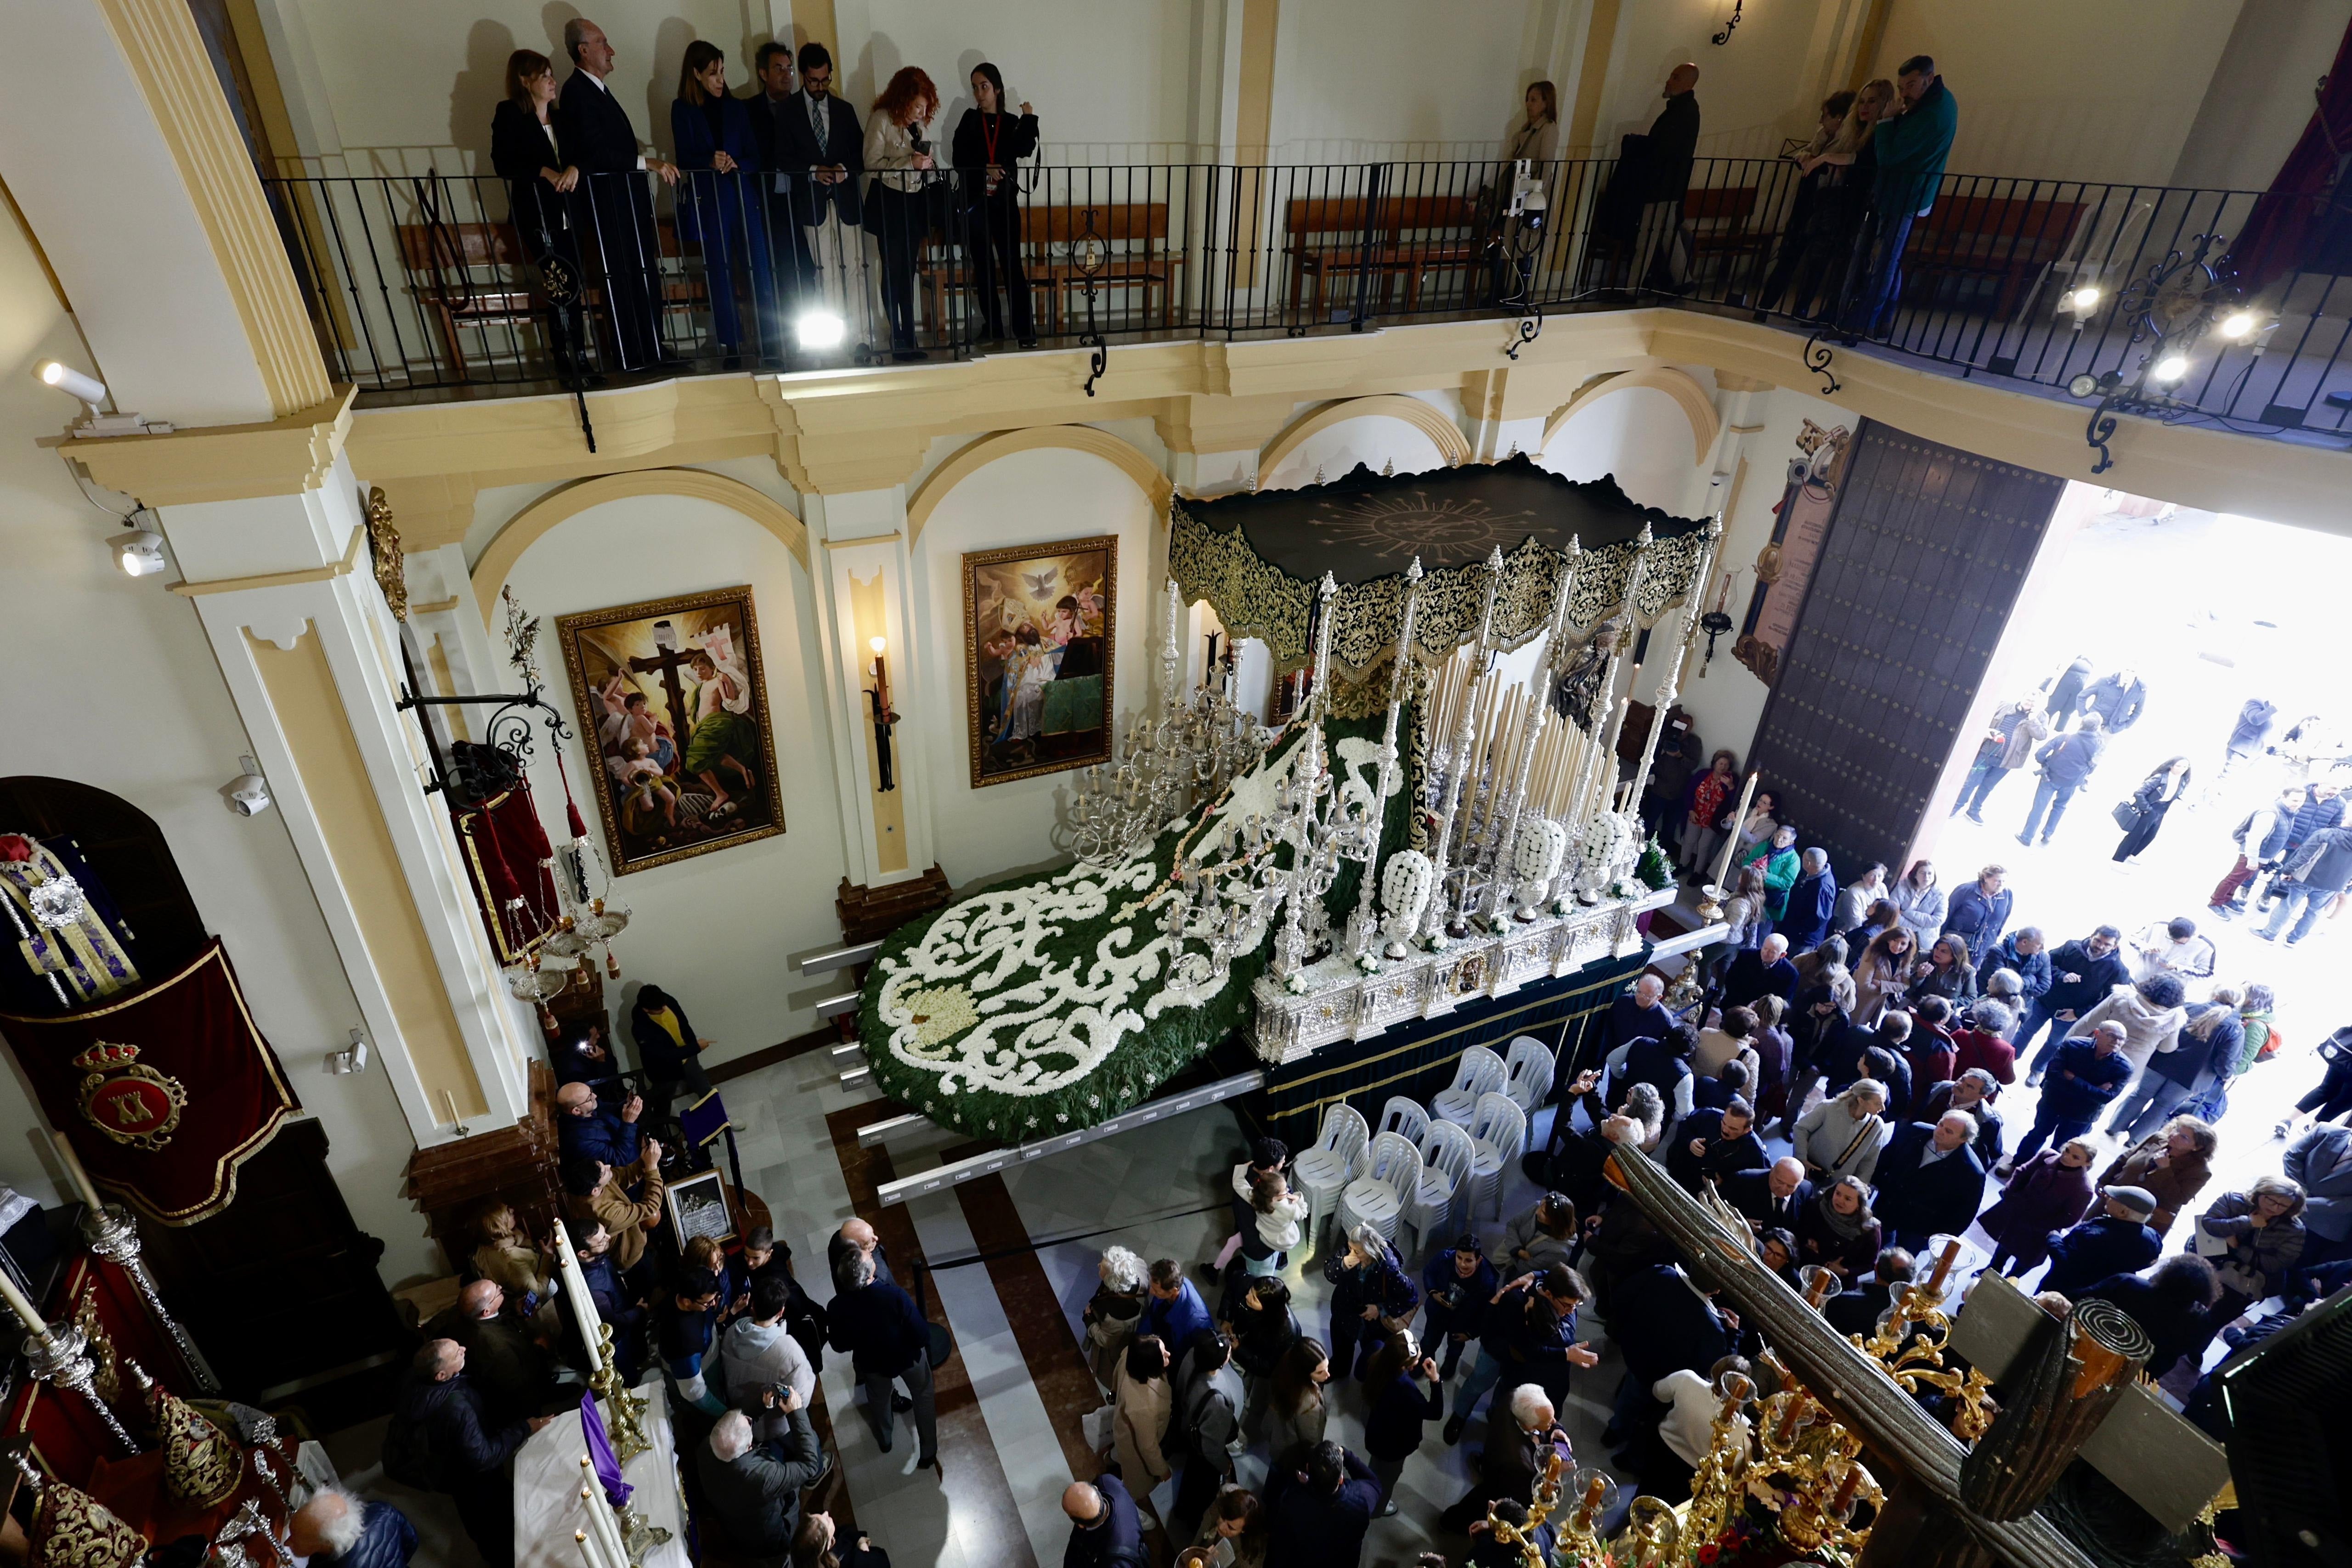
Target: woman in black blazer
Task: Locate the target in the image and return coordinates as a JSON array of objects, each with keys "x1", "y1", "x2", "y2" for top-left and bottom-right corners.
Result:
[
  {"x1": 950, "y1": 62, "x2": 1039, "y2": 346},
  {"x1": 490, "y1": 50, "x2": 586, "y2": 375}
]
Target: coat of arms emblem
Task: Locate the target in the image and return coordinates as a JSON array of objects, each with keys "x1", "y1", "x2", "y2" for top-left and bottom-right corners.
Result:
[{"x1": 74, "y1": 1041, "x2": 186, "y2": 1151}]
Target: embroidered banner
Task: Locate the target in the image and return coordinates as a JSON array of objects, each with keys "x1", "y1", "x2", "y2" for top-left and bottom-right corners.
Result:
[{"x1": 0, "y1": 940, "x2": 299, "y2": 1224}]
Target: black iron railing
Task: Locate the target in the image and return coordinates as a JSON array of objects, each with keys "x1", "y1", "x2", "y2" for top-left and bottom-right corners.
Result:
[{"x1": 266, "y1": 155, "x2": 2352, "y2": 450}]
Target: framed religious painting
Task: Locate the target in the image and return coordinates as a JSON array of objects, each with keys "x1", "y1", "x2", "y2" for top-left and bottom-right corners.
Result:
[
  {"x1": 962, "y1": 536, "x2": 1118, "y2": 788},
  {"x1": 663, "y1": 1167, "x2": 737, "y2": 1246},
  {"x1": 556, "y1": 587, "x2": 786, "y2": 874}
]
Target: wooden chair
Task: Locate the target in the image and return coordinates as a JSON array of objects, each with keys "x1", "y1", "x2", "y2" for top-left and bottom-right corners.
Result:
[
  {"x1": 1023, "y1": 202, "x2": 1181, "y2": 335},
  {"x1": 395, "y1": 220, "x2": 534, "y2": 381},
  {"x1": 1903, "y1": 193, "x2": 2088, "y2": 316},
  {"x1": 1683, "y1": 185, "x2": 1768, "y2": 286}
]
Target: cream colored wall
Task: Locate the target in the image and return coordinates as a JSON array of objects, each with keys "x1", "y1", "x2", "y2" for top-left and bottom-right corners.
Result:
[
  {"x1": 1258, "y1": 398, "x2": 1459, "y2": 489},
  {"x1": 1866, "y1": 0, "x2": 2245, "y2": 184},
  {"x1": 1595, "y1": 0, "x2": 1843, "y2": 158},
  {"x1": 2171, "y1": 0, "x2": 2352, "y2": 191},
  {"x1": 1265, "y1": 0, "x2": 1551, "y2": 161},
  {"x1": 1540, "y1": 383, "x2": 1708, "y2": 512},
  {"x1": 483, "y1": 492, "x2": 847, "y2": 1069},
  {"x1": 910, "y1": 445, "x2": 1162, "y2": 886},
  {"x1": 0, "y1": 191, "x2": 438, "y2": 1281}
]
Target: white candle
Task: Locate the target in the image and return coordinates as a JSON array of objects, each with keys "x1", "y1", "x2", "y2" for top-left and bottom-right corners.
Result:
[
  {"x1": 550, "y1": 1220, "x2": 606, "y2": 1372},
  {"x1": 0, "y1": 1269, "x2": 51, "y2": 1343},
  {"x1": 1710, "y1": 770, "x2": 1760, "y2": 894},
  {"x1": 581, "y1": 1479, "x2": 629, "y2": 1568},
  {"x1": 51, "y1": 1131, "x2": 104, "y2": 1214}
]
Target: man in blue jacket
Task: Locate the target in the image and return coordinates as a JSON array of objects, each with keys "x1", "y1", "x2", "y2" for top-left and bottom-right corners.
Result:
[
  {"x1": 1062, "y1": 1476, "x2": 1149, "y2": 1568},
  {"x1": 2041, "y1": 1186, "x2": 2161, "y2": 1295},
  {"x1": 826, "y1": 1250, "x2": 937, "y2": 1468},
  {"x1": 555, "y1": 1079, "x2": 643, "y2": 1168},
  {"x1": 1939, "y1": 865, "x2": 2013, "y2": 962},
  {"x1": 1780, "y1": 849, "x2": 1838, "y2": 955},
  {"x1": 2018, "y1": 712, "x2": 2105, "y2": 847},
  {"x1": 1843, "y1": 54, "x2": 1957, "y2": 336},
  {"x1": 2019, "y1": 924, "x2": 2128, "y2": 1081},
  {"x1": 2009, "y1": 1021, "x2": 2132, "y2": 1169},
  {"x1": 1420, "y1": 1235, "x2": 1498, "y2": 1378},
  {"x1": 1270, "y1": 1441, "x2": 1382, "y2": 1568}
]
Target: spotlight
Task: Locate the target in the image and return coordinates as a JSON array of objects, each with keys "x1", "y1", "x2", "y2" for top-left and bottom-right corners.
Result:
[
  {"x1": 2066, "y1": 285, "x2": 2102, "y2": 313},
  {"x1": 34, "y1": 360, "x2": 170, "y2": 438},
  {"x1": 796, "y1": 310, "x2": 847, "y2": 351},
  {"x1": 2152, "y1": 354, "x2": 2192, "y2": 384},
  {"x1": 2219, "y1": 310, "x2": 2261, "y2": 340},
  {"x1": 110, "y1": 526, "x2": 166, "y2": 577},
  {"x1": 225, "y1": 756, "x2": 272, "y2": 818}
]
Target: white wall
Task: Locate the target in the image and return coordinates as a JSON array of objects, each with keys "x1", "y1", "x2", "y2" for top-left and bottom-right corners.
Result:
[
  {"x1": 1598, "y1": 0, "x2": 1840, "y2": 158},
  {"x1": 1266, "y1": 0, "x2": 1549, "y2": 161},
  {"x1": 0, "y1": 199, "x2": 435, "y2": 1281},
  {"x1": 2171, "y1": 0, "x2": 2352, "y2": 191},
  {"x1": 1258, "y1": 402, "x2": 1457, "y2": 491},
  {"x1": 910, "y1": 446, "x2": 1163, "y2": 886},
  {"x1": 1539, "y1": 383, "x2": 1706, "y2": 513},
  {"x1": 486, "y1": 493, "x2": 849, "y2": 1070}
]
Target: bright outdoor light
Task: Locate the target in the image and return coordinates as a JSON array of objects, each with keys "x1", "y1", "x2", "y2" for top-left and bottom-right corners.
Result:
[
  {"x1": 2219, "y1": 310, "x2": 2260, "y2": 340},
  {"x1": 2152, "y1": 354, "x2": 2192, "y2": 384},
  {"x1": 796, "y1": 310, "x2": 847, "y2": 350},
  {"x1": 2067, "y1": 285, "x2": 2103, "y2": 313}
]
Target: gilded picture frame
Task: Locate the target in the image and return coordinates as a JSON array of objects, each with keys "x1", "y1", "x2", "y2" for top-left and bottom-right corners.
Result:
[
  {"x1": 962, "y1": 536, "x2": 1118, "y2": 788},
  {"x1": 556, "y1": 587, "x2": 786, "y2": 874}
]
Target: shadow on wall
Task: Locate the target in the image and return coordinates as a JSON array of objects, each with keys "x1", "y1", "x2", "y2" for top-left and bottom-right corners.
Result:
[{"x1": 450, "y1": 19, "x2": 520, "y2": 167}]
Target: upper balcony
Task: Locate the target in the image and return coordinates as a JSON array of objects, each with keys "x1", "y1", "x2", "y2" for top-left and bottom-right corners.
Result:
[{"x1": 267, "y1": 152, "x2": 2352, "y2": 468}]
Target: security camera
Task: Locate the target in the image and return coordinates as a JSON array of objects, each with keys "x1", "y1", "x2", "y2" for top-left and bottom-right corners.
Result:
[{"x1": 226, "y1": 756, "x2": 272, "y2": 818}]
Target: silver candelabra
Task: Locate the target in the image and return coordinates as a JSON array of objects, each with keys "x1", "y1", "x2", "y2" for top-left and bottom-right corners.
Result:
[{"x1": 83, "y1": 1203, "x2": 219, "y2": 1395}]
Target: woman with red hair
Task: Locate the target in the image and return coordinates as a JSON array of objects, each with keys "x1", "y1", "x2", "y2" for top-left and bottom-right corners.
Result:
[{"x1": 864, "y1": 66, "x2": 940, "y2": 359}]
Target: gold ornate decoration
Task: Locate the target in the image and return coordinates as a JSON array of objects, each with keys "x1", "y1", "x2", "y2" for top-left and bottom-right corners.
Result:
[
  {"x1": 365, "y1": 485, "x2": 408, "y2": 622},
  {"x1": 589, "y1": 1324, "x2": 650, "y2": 1465},
  {"x1": 72, "y1": 1042, "x2": 186, "y2": 1152},
  {"x1": 1852, "y1": 1247, "x2": 1997, "y2": 1443},
  {"x1": 28, "y1": 1477, "x2": 149, "y2": 1568},
  {"x1": 151, "y1": 1386, "x2": 241, "y2": 1506}
]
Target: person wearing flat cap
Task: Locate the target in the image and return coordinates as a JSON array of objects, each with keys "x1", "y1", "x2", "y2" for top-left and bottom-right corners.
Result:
[{"x1": 2040, "y1": 1185, "x2": 2161, "y2": 1296}]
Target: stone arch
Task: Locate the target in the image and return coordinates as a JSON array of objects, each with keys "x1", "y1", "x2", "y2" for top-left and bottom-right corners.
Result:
[
  {"x1": 1541, "y1": 368, "x2": 1720, "y2": 466},
  {"x1": 905, "y1": 427, "x2": 1173, "y2": 544},
  {"x1": 469, "y1": 469, "x2": 809, "y2": 618},
  {"x1": 1256, "y1": 394, "x2": 1474, "y2": 480}
]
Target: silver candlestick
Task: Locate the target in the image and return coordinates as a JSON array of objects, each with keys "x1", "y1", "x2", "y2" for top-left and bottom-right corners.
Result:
[
  {"x1": 82, "y1": 1204, "x2": 219, "y2": 1394},
  {"x1": 20, "y1": 1320, "x2": 137, "y2": 1450}
]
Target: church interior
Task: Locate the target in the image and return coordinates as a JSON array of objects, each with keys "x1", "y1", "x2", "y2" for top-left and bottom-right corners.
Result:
[{"x1": 3, "y1": 2, "x2": 2352, "y2": 1567}]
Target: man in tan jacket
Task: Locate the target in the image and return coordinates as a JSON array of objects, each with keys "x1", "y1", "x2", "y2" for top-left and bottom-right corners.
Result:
[{"x1": 563, "y1": 1138, "x2": 665, "y2": 1271}]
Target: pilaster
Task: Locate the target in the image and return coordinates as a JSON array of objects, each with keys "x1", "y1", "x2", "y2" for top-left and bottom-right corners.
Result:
[{"x1": 804, "y1": 489, "x2": 932, "y2": 888}]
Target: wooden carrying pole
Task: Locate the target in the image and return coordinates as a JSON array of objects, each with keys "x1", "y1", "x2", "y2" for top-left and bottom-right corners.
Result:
[{"x1": 1959, "y1": 1298, "x2": 2151, "y2": 1520}]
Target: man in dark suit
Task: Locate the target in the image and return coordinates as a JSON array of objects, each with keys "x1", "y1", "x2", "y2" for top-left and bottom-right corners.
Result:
[
  {"x1": 1061, "y1": 1476, "x2": 1148, "y2": 1568},
  {"x1": 1823, "y1": 1247, "x2": 1912, "y2": 1337},
  {"x1": 1633, "y1": 62, "x2": 1700, "y2": 289},
  {"x1": 746, "y1": 40, "x2": 810, "y2": 319},
  {"x1": 1871, "y1": 1111, "x2": 1989, "y2": 1252},
  {"x1": 1270, "y1": 1441, "x2": 1381, "y2": 1568},
  {"x1": 1724, "y1": 1157, "x2": 1813, "y2": 1235},
  {"x1": 1664, "y1": 1098, "x2": 1770, "y2": 1195},
  {"x1": 770, "y1": 42, "x2": 867, "y2": 341},
  {"x1": 555, "y1": 17, "x2": 680, "y2": 370}
]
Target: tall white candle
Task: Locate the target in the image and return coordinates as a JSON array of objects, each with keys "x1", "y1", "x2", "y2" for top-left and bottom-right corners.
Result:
[
  {"x1": 549, "y1": 1219, "x2": 606, "y2": 1371},
  {"x1": 0, "y1": 1269, "x2": 51, "y2": 1342},
  {"x1": 1710, "y1": 770, "x2": 1760, "y2": 894},
  {"x1": 51, "y1": 1131, "x2": 104, "y2": 1214}
]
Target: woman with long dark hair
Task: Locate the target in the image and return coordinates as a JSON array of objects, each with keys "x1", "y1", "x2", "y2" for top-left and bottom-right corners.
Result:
[
  {"x1": 2113, "y1": 756, "x2": 2192, "y2": 863},
  {"x1": 864, "y1": 66, "x2": 941, "y2": 359},
  {"x1": 673, "y1": 39, "x2": 775, "y2": 361},
  {"x1": 489, "y1": 49, "x2": 587, "y2": 375},
  {"x1": 950, "y1": 62, "x2": 1039, "y2": 346},
  {"x1": 1262, "y1": 1337, "x2": 1330, "y2": 1463}
]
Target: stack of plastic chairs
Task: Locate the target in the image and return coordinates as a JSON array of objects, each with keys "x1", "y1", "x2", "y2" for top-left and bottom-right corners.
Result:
[
  {"x1": 1432, "y1": 1046, "x2": 1507, "y2": 1128},
  {"x1": 1292, "y1": 1102, "x2": 1369, "y2": 1255},
  {"x1": 1337, "y1": 1131, "x2": 1424, "y2": 1249},
  {"x1": 1464, "y1": 1090, "x2": 1527, "y2": 1219},
  {"x1": 1501, "y1": 1035, "x2": 1556, "y2": 1152},
  {"x1": 1410, "y1": 1118, "x2": 1477, "y2": 1254},
  {"x1": 1376, "y1": 1095, "x2": 1431, "y2": 1149}
]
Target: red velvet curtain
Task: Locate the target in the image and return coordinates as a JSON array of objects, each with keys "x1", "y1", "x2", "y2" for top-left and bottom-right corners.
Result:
[{"x1": 2233, "y1": 18, "x2": 2352, "y2": 294}]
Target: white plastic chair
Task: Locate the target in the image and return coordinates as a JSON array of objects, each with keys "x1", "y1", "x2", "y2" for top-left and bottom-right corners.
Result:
[
  {"x1": 1293, "y1": 1102, "x2": 1369, "y2": 1255},
  {"x1": 1376, "y1": 1095, "x2": 1431, "y2": 1150},
  {"x1": 1465, "y1": 1091, "x2": 1527, "y2": 1220},
  {"x1": 1410, "y1": 1118, "x2": 1476, "y2": 1255},
  {"x1": 1502, "y1": 1035, "x2": 1556, "y2": 1152},
  {"x1": 1338, "y1": 1131, "x2": 1424, "y2": 1248},
  {"x1": 1431, "y1": 1046, "x2": 1507, "y2": 1128}
]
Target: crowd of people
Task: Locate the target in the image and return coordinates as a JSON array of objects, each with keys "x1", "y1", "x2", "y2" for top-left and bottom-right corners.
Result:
[{"x1": 488, "y1": 17, "x2": 1050, "y2": 372}]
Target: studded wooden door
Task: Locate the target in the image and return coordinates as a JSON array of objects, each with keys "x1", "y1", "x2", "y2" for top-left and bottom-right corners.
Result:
[{"x1": 1741, "y1": 420, "x2": 2064, "y2": 882}]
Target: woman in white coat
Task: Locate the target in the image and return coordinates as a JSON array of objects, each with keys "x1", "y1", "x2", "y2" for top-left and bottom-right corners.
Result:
[
  {"x1": 1891, "y1": 860, "x2": 1946, "y2": 949},
  {"x1": 2062, "y1": 973, "x2": 2188, "y2": 1079},
  {"x1": 1791, "y1": 1078, "x2": 1890, "y2": 1185}
]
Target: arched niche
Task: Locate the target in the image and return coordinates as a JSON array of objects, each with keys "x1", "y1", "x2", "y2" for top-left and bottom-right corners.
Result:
[
  {"x1": 1539, "y1": 369, "x2": 1720, "y2": 513},
  {"x1": 1258, "y1": 395, "x2": 1475, "y2": 491}
]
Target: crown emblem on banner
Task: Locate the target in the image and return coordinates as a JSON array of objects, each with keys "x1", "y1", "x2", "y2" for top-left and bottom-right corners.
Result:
[
  {"x1": 71, "y1": 1042, "x2": 141, "y2": 1072},
  {"x1": 75, "y1": 1043, "x2": 186, "y2": 1153}
]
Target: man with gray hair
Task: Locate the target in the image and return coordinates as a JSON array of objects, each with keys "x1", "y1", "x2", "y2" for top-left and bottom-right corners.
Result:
[
  {"x1": 288, "y1": 1487, "x2": 417, "y2": 1568},
  {"x1": 695, "y1": 1401, "x2": 823, "y2": 1563},
  {"x1": 1781, "y1": 846, "x2": 1838, "y2": 955},
  {"x1": 554, "y1": 18, "x2": 681, "y2": 372},
  {"x1": 1440, "y1": 1382, "x2": 1568, "y2": 1529},
  {"x1": 1921, "y1": 1068, "x2": 2006, "y2": 1167},
  {"x1": 1871, "y1": 1109, "x2": 1988, "y2": 1252},
  {"x1": 383, "y1": 1340, "x2": 551, "y2": 1564}
]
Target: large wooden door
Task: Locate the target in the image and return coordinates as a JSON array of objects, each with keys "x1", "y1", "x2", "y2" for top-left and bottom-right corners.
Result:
[{"x1": 1742, "y1": 421, "x2": 2064, "y2": 880}]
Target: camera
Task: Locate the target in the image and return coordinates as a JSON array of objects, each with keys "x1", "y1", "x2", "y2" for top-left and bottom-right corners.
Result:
[{"x1": 226, "y1": 757, "x2": 272, "y2": 818}]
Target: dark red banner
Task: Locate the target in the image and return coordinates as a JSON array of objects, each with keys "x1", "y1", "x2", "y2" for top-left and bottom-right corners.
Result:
[{"x1": 0, "y1": 940, "x2": 298, "y2": 1225}]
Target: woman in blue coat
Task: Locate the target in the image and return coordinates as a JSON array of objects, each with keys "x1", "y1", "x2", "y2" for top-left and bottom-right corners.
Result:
[{"x1": 672, "y1": 41, "x2": 776, "y2": 358}]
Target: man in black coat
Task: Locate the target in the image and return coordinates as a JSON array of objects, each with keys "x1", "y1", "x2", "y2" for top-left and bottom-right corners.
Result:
[
  {"x1": 770, "y1": 42, "x2": 868, "y2": 337},
  {"x1": 2041, "y1": 1187, "x2": 2162, "y2": 1296},
  {"x1": 1633, "y1": 62, "x2": 1700, "y2": 289},
  {"x1": 1724, "y1": 1157, "x2": 1813, "y2": 1235},
  {"x1": 1600, "y1": 1261, "x2": 1729, "y2": 1447},
  {"x1": 746, "y1": 39, "x2": 810, "y2": 315},
  {"x1": 1269, "y1": 1440, "x2": 1381, "y2": 1568},
  {"x1": 1665, "y1": 1098, "x2": 1770, "y2": 1195},
  {"x1": 1870, "y1": 1112, "x2": 1989, "y2": 1252},
  {"x1": 555, "y1": 18, "x2": 679, "y2": 370},
  {"x1": 384, "y1": 1340, "x2": 551, "y2": 1565},
  {"x1": 1062, "y1": 1476, "x2": 1150, "y2": 1568},
  {"x1": 1823, "y1": 1248, "x2": 1913, "y2": 1337},
  {"x1": 1721, "y1": 935, "x2": 1799, "y2": 1013},
  {"x1": 2019, "y1": 925, "x2": 2128, "y2": 1081},
  {"x1": 1603, "y1": 974, "x2": 1675, "y2": 1055}
]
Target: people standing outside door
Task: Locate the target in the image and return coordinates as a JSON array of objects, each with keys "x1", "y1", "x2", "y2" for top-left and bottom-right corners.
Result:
[
  {"x1": 2256, "y1": 818, "x2": 2352, "y2": 947},
  {"x1": 2018, "y1": 713, "x2": 2106, "y2": 846},
  {"x1": 1952, "y1": 697, "x2": 2047, "y2": 823},
  {"x1": 2041, "y1": 655, "x2": 2093, "y2": 731},
  {"x1": 2078, "y1": 667, "x2": 2148, "y2": 734},
  {"x1": 2211, "y1": 784, "x2": 2304, "y2": 920},
  {"x1": 1838, "y1": 54, "x2": 1955, "y2": 337},
  {"x1": 1633, "y1": 63, "x2": 1701, "y2": 292}
]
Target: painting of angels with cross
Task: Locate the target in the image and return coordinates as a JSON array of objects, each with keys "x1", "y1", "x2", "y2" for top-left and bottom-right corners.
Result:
[
  {"x1": 556, "y1": 587, "x2": 786, "y2": 874},
  {"x1": 962, "y1": 536, "x2": 1117, "y2": 788}
]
